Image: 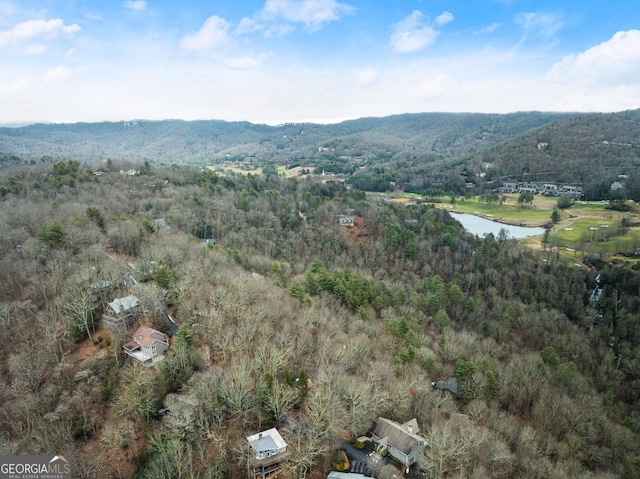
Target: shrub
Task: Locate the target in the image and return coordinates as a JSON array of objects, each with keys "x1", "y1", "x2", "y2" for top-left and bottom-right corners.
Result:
[
  {"x1": 540, "y1": 346, "x2": 560, "y2": 367},
  {"x1": 557, "y1": 196, "x2": 574, "y2": 210},
  {"x1": 331, "y1": 450, "x2": 349, "y2": 471},
  {"x1": 288, "y1": 279, "x2": 311, "y2": 305}
]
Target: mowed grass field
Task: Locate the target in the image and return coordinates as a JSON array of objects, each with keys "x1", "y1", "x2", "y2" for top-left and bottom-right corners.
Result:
[
  {"x1": 441, "y1": 195, "x2": 554, "y2": 226},
  {"x1": 208, "y1": 165, "x2": 309, "y2": 177}
]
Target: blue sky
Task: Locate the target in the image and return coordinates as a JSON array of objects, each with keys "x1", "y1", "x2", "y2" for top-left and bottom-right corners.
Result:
[{"x1": 1, "y1": 0, "x2": 639, "y2": 125}]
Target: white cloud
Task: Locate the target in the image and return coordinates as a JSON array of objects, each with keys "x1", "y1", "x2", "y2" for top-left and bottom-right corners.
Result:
[
  {"x1": 44, "y1": 65, "x2": 71, "y2": 83},
  {"x1": 236, "y1": 17, "x2": 260, "y2": 35},
  {"x1": 24, "y1": 44, "x2": 47, "y2": 55},
  {"x1": 180, "y1": 16, "x2": 231, "y2": 51},
  {"x1": 435, "y1": 11, "x2": 454, "y2": 27},
  {"x1": 123, "y1": 1, "x2": 147, "y2": 11},
  {"x1": 391, "y1": 11, "x2": 439, "y2": 53},
  {"x1": 547, "y1": 30, "x2": 640, "y2": 86},
  {"x1": 515, "y1": 12, "x2": 562, "y2": 38},
  {"x1": 224, "y1": 56, "x2": 262, "y2": 69},
  {"x1": 0, "y1": 18, "x2": 81, "y2": 48},
  {"x1": 355, "y1": 67, "x2": 377, "y2": 86},
  {"x1": 474, "y1": 22, "x2": 500, "y2": 35},
  {"x1": 0, "y1": 79, "x2": 25, "y2": 97},
  {"x1": 84, "y1": 11, "x2": 103, "y2": 21},
  {"x1": 240, "y1": 0, "x2": 355, "y2": 35},
  {"x1": 409, "y1": 73, "x2": 450, "y2": 98}
]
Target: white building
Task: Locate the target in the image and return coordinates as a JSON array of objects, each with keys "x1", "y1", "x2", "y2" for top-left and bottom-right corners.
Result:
[{"x1": 247, "y1": 428, "x2": 289, "y2": 479}]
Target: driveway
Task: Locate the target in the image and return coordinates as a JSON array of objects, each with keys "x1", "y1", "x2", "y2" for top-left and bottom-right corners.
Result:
[{"x1": 337, "y1": 439, "x2": 425, "y2": 479}]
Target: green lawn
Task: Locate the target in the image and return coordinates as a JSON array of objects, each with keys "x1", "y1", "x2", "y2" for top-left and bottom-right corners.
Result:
[
  {"x1": 209, "y1": 165, "x2": 262, "y2": 175},
  {"x1": 443, "y1": 197, "x2": 553, "y2": 226},
  {"x1": 551, "y1": 217, "x2": 618, "y2": 246}
]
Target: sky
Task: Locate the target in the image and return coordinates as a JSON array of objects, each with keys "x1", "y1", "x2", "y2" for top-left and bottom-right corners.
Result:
[{"x1": 1, "y1": 0, "x2": 639, "y2": 125}]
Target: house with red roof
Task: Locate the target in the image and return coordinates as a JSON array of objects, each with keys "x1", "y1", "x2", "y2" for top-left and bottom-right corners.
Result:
[{"x1": 123, "y1": 325, "x2": 169, "y2": 366}]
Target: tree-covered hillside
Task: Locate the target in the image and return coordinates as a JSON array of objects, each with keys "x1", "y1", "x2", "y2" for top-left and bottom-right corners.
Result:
[
  {"x1": 4, "y1": 111, "x2": 640, "y2": 203},
  {"x1": 0, "y1": 112, "x2": 571, "y2": 166},
  {"x1": 461, "y1": 110, "x2": 640, "y2": 197},
  {"x1": 0, "y1": 162, "x2": 638, "y2": 478}
]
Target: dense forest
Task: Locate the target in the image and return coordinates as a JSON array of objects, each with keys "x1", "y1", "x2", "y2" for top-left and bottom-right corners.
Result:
[{"x1": 0, "y1": 159, "x2": 639, "y2": 478}]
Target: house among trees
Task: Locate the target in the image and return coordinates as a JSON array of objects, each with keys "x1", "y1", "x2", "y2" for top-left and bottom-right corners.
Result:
[
  {"x1": 122, "y1": 324, "x2": 169, "y2": 367},
  {"x1": 611, "y1": 181, "x2": 624, "y2": 191},
  {"x1": 246, "y1": 428, "x2": 289, "y2": 479},
  {"x1": 161, "y1": 392, "x2": 200, "y2": 428},
  {"x1": 153, "y1": 218, "x2": 168, "y2": 229},
  {"x1": 105, "y1": 294, "x2": 141, "y2": 327},
  {"x1": 371, "y1": 417, "x2": 427, "y2": 473},
  {"x1": 339, "y1": 215, "x2": 355, "y2": 227}
]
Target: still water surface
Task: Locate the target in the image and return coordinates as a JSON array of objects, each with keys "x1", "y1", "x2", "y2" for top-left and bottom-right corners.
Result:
[{"x1": 449, "y1": 212, "x2": 546, "y2": 239}]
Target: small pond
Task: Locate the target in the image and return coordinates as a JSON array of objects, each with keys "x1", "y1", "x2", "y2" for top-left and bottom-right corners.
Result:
[{"x1": 449, "y1": 212, "x2": 546, "y2": 239}]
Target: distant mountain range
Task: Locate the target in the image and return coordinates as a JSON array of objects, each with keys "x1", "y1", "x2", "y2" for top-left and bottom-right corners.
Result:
[
  {"x1": 0, "y1": 112, "x2": 572, "y2": 164},
  {"x1": 1, "y1": 111, "x2": 639, "y2": 186}
]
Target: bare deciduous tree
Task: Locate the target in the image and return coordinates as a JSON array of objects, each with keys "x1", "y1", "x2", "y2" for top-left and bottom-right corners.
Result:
[{"x1": 64, "y1": 290, "x2": 96, "y2": 341}]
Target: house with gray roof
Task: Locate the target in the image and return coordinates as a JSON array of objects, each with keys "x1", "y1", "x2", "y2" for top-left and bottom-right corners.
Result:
[
  {"x1": 500, "y1": 183, "x2": 518, "y2": 194},
  {"x1": 153, "y1": 218, "x2": 168, "y2": 229},
  {"x1": 371, "y1": 417, "x2": 427, "y2": 472},
  {"x1": 247, "y1": 428, "x2": 289, "y2": 478},
  {"x1": 104, "y1": 294, "x2": 141, "y2": 327},
  {"x1": 108, "y1": 295, "x2": 139, "y2": 316}
]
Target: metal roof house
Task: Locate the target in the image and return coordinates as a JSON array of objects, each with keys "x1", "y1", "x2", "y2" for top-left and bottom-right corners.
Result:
[
  {"x1": 371, "y1": 418, "x2": 427, "y2": 473},
  {"x1": 246, "y1": 428, "x2": 289, "y2": 479}
]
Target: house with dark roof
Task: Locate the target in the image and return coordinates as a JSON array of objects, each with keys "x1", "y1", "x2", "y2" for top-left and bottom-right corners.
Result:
[
  {"x1": 371, "y1": 417, "x2": 427, "y2": 473},
  {"x1": 246, "y1": 428, "x2": 289, "y2": 478},
  {"x1": 123, "y1": 325, "x2": 169, "y2": 366}
]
